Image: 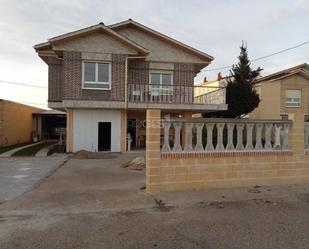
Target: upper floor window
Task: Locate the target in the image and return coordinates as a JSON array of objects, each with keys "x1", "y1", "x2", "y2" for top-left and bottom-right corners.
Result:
[
  {"x1": 286, "y1": 89, "x2": 301, "y2": 107},
  {"x1": 150, "y1": 72, "x2": 173, "y2": 95},
  {"x1": 82, "y1": 62, "x2": 111, "y2": 90}
]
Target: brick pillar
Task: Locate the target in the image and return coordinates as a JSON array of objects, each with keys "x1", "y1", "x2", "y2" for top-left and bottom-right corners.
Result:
[
  {"x1": 289, "y1": 111, "x2": 305, "y2": 155},
  {"x1": 182, "y1": 111, "x2": 192, "y2": 147},
  {"x1": 66, "y1": 108, "x2": 73, "y2": 153},
  {"x1": 120, "y1": 110, "x2": 127, "y2": 153},
  {"x1": 146, "y1": 109, "x2": 161, "y2": 192}
]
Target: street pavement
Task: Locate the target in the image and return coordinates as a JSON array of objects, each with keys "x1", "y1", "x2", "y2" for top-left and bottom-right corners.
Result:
[
  {"x1": 0, "y1": 153, "x2": 309, "y2": 249},
  {"x1": 0, "y1": 156, "x2": 66, "y2": 203}
]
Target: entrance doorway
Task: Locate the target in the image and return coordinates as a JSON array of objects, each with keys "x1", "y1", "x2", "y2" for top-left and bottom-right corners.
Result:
[
  {"x1": 127, "y1": 119, "x2": 137, "y2": 147},
  {"x1": 98, "y1": 122, "x2": 111, "y2": 151}
]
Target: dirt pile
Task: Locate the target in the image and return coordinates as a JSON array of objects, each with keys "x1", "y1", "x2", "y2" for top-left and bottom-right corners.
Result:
[{"x1": 122, "y1": 157, "x2": 145, "y2": 170}]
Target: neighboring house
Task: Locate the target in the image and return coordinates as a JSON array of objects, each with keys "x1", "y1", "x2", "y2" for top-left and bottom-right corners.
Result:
[
  {"x1": 0, "y1": 99, "x2": 42, "y2": 146},
  {"x1": 250, "y1": 63, "x2": 309, "y2": 119},
  {"x1": 34, "y1": 19, "x2": 227, "y2": 153},
  {"x1": 194, "y1": 72, "x2": 229, "y2": 105}
]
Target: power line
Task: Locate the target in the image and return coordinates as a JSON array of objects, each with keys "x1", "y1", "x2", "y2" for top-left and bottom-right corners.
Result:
[
  {"x1": 0, "y1": 80, "x2": 47, "y2": 89},
  {"x1": 202, "y1": 40, "x2": 309, "y2": 72}
]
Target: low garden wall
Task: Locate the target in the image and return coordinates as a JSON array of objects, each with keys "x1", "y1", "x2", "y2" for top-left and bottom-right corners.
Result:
[{"x1": 146, "y1": 109, "x2": 309, "y2": 192}]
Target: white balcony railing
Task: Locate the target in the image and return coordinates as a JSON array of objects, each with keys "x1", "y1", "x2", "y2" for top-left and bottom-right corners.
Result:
[{"x1": 128, "y1": 83, "x2": 226, "y2": 105}]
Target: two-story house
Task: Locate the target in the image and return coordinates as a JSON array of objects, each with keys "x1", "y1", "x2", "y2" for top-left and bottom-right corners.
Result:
[
  {"x1": 250, "y1": 63, "x2": 309, "y2": 120},
  {"x1": 34, "y1": 19, "x2": 227, "y2": 153}
]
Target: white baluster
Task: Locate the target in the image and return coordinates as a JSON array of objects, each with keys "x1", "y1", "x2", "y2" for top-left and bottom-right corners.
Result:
[
  {"x1": 273, "y1": 124, "x2": 281, "y2": 149},
  {"x1": 236, "y1": 123, "x2": 244, "y2": 150},
  {"x1": 264, "y1": 123, "x2": 273, "y2": 150},
  {"x1": 184, "y1": 123, "x2": 193, "y2": 151},
  {"x1": 255, "y1": 123, "x2": 264, "y2": 150},
  {"x1": 226, "y1": 123, "x2": 235, "y2": 151},
  {"x1": 205, "y1": 123, "x2": 214, "y2": 151},
  {"x1": 282, "y1": 123, "x2": 290, "y2": 150},
  {"x1": 161, "y1": 120, "x2": 171, "y2": 152},
  {"x1": 245, "y1": 123, "x2": 254, "y2": 150},
  {"x1": 195, "y1": 123, "x2": 204, "y2": 151},
  {"x1": 172, "y1": 122, "x2": 183, "y2": 152},
  {"x1": 216, "y1": 123, "x2": 225, "y2": 151}
]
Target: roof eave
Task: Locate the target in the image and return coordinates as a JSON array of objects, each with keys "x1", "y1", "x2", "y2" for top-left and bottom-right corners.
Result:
[
  {"x1": 47, "y1": 23, "x2": 149, "y2": 55},
  {"x1": 109, "y1": 19, "x2": 214, "y2": 62},
  {"x1": 257, "y1": 63, "x2": 309, "y2": 82}
]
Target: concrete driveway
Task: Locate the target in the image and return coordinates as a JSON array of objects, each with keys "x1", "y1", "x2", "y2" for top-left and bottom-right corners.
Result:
[
  {"x1": 1, "y1": 153, "x2": 309, "y2": 249},
  {"x1": 0, "y1": 152, "x2": 151, "y2": 215},
  {"x1": 0, "y1": 156, "x2": 66, "y2": 203}
]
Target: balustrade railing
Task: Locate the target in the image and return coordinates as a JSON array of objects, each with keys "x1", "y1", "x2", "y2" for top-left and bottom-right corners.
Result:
[
  {"x1": 128, "y1": 83, "x2": 226, "y2": 105},
  {"x1": 161, "y1": 118, "x2": 292, "y2": 153}
]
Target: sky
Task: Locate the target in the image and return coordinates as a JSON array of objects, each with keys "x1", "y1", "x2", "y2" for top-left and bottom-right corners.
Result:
[{"x1": 0, "y1": 0, "x2": 308, "y2": 109}]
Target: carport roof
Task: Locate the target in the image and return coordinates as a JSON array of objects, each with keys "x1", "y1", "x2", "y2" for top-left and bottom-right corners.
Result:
[{"x1": 33, "y1": 109, "x2": 66, "y2": 116}]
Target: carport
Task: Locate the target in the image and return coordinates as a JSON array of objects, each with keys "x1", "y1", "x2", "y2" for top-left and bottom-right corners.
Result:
[{"x1": 32, "y1": 109, "x2": 66, "y2": 141}]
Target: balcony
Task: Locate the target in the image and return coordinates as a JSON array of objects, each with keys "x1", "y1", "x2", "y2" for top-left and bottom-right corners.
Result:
[{"x1": 127, "y1": 83, "x2": 226, "y2": 106}]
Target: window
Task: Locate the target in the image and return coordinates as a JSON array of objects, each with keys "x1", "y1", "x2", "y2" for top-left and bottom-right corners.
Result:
[
  {"x1": 286, "y1": 90, "x2": 301, "y2": 107},
  {"x1": 150, "y1": 73, "x2": 173, "y2": 95},
  {"x1": 82, "y1": 62, "x2": 111, "y2": 90}
]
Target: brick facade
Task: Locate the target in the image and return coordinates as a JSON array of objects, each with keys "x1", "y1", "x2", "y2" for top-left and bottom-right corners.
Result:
[
  {"x1": 48, "y1": 53, "x2": 195, "y2": 103},
  {"x1": 111, "y1": 54, "x2": 126, "y2": 101},
  {"x1": 49, "y1": 52, "x2": 126, "y2": 101},
  {"x1": 128, "y1": 59, "x2": 149, "y2": 85},
  {"x1": 173, "y1": 63, "x2": 195, "y2": 103},
  {"x1": 63, "y1": 51, "x2": 82, "y2": 99},
  {"x1": 48, "y1": 57, "x2": 63, "y2": 101},
  {"x1": 173, "y1": 63, "x2": 195, "y2": 86}
]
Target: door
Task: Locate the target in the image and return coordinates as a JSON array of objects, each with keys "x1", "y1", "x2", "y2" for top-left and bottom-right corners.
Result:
[
  {"x1": 127, "y1": 119, "x2": 136, "y2": 147},
  {"x1": 98, "y1": 122, "x2": 111, "y2": 151}
]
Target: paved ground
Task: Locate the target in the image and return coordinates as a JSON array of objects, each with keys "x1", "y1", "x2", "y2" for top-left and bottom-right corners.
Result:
[
  {"x1": 0, "y1": 156, "x2": 66, "y2": 202},
  {"x1": 0, "y1": 153, "x2": 309, "y2": 249},
  {"x1": 0, "y1": 142, "x2": 43, "y2": 157}
]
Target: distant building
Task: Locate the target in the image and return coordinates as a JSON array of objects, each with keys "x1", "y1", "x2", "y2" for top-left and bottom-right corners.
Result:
[
  {"x1": 0, "y1": 99, "x2": 42, "y2": 146},
  {"x1": 250, "y1": 63, "x2": 309, "y2": 119}
]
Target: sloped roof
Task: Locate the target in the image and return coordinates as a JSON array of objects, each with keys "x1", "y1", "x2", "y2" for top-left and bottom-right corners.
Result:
[
  {"x1": 109, "y1": 19, "x2": 214, "y2": 61},
  {"x1": 256, "y1": 63, "x2": 309, "y2": 82},
  {"x1": 34, "y1": 23, "x2": 149, "y2": 55}
]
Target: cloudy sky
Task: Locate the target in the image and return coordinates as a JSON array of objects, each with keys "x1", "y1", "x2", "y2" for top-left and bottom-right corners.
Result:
[{"x1": 0, "y1": 0, "x2": 308, "y2": 108}]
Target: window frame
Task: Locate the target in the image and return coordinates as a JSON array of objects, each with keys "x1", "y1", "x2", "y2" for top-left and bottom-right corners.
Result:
[
  {"x1": 285, "y1": 89, "x2": 301, "y2": 108},
  {"x1": 149, "y1": 72, "x2": 173, "y2": 95},
  {"x1": 82, "y1": 61, "x2": 112, "y2": 91}
]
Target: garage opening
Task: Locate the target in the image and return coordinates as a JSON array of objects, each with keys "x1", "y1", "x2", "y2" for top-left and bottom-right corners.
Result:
[{"x1": 98, "y1": 122, "x2": 111, "y2": 151}]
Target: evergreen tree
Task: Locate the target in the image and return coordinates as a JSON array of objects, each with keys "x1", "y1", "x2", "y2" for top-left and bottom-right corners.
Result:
[{"x1": 205, "y1": 42, "x2": 262, "y2": 118}]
